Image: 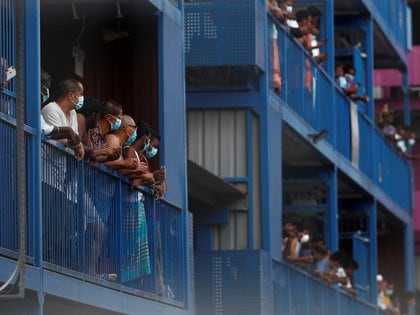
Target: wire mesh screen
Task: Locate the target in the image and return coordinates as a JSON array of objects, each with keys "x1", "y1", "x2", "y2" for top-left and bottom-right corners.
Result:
[
  {"x1": 41, "y1": 141, "x2": 79, "y2": 269},
  {"x1": 158, "y1": 200, "x2": 186, "y2": 303},
  {"x1": 120, "y1": 184, "x2": 153, "y2": 292},
  {"x1": 0, "y1": 0, "x2": 16, "y2": 117},
  {"x1": 0, "y1": 120, "x2": 18, "y2": 253}
]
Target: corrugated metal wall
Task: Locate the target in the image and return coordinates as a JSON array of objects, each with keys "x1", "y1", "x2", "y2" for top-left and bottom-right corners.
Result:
[
  {"x1": 187, "y1": 109, "x2": 247, "y2": 177},
  {"x1": 187, "y1": 109, "x2": 262, "y2": 250}
]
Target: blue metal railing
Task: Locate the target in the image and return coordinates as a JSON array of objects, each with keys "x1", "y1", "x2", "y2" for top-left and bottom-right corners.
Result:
[
  {"x1": 276, "y1": 21, "x2": 335, "y2": 146},
  {"x1": 0, "y1": 115, "x2": 35, "y2": 258},
  {"x1": 367, "y1": 0, "x2": 407, "y2": 51},
  {"x1": 195, "y1": 250, "x2": 383, "y2": 315},
  {"x1": 273, "y1": 259, "x2": 381, "y2": 315},
  {"x1": 0, "y1": 0, "x2": 16, "y2": 117},
  {"x1": 30, "y1": 139, "x2": 186, "y2": 304},
  {"x1": 269, "y1": 15, "x2": 412, "y2": 211}
]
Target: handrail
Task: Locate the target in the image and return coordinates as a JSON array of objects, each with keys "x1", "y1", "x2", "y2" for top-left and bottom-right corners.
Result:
[{"x1": 273, "y1": 258, "x2": 380, "y2": 312}]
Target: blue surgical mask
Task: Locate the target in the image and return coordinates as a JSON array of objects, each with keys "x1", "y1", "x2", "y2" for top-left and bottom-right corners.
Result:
[
  {"x1": 41, "y1": 86, "x2": 50, "y2": 104},
  {"x1": 110, "y1": 117, "x2": 122, "y2": 131},
  {"x1": 408, "y1": 139, "x2": 416, "y2": 147},
  {"x1": 73, "y1": 94, "x2": 84, "y2": 110},
  {"x1": 124, "y1": 130, "x2": 137, "y2": 147},
  {"x1": 142, "y1": 139, "x2": 150, "y2": 153},
  {"x1": 145, "y1": 146, "x2": 158, "y2": 158}
]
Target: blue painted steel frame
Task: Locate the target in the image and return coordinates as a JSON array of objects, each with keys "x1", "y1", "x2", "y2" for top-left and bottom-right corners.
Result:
[
  {"x1": 360, "y1": 0, "x2": 408, "y2": 67},
  {"x1": 404, "y1": 220, "x2": 415, "y2": 291},
  {"x1": 326, "y1": 167, "x2": 339, "y2": 251},
  {"x1": 246, "y1": 110, "x2": 254, "y2": 249},
  {"x1": 259, "y1": 4, "x2": 271, "y2": 254},
  {"x1": 367, "y1": 200, "x2": 377, "y2": 304},
  {"x1": 158, "y1": 0, "x2": 190, "y2": 306}
]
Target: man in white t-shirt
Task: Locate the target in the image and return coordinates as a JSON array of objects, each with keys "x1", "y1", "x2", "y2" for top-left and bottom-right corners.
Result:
[{"x1": 42, "y1": 78, "x2": 85, "y2": 160}]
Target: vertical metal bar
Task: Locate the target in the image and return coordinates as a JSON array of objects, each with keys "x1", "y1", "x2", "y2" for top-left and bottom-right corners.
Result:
[
  {"x1": 16, "y1": 0, "x2": 26, "y2": 297},
  {"x1": 77, "y1": 162, "x2": 85, "y2": 273},
  {"x1": 327, "y1": 167, "x2": 338, "y2": 251},
  {"x1": 115, "y1": 181, "x2": 122, "y2": 281},
  {"x1": 246, "y1": 109, "x2": 254, "y2": 249},
  {"x1": 367, "y1": 200, "x2": 377, "y2": 304},
  {"x1": 260, "y1": 0, "x2": 270, "y2": 252},
  {"x1": 404, "y1": 220, "x2": 416, "y2": 292},
  {"x1": 364, "y1": 15, "x2": 374, "y2": 121},
  {"x1": 324, "y1": 0, "x2": 335, "y2": 79},
  {"x1": 403, "y1": 71, "x2": 410, "y2": 126},
  {"x1": 25, "y1": 0, "x2": 41, "y2": 258}
]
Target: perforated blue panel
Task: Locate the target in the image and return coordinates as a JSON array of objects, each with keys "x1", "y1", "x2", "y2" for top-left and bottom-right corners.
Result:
[
  {"x1": 185, "y1": 0, "x2": 265, "y2": 70},
  {"x1": 195, "y1": 250, "x2": 271, "y2": 315}
]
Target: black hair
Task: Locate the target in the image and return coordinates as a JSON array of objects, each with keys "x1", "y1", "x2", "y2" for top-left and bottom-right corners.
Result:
[
  {"x1": 405, "y1": 291, "x2": 415, "y2": 300},
  {"x1": 295, "y1": 9, "x2": 310, "y2": 23},
  {"x1": 76, "y1": 96, "x2": 103, "y2": 117},
  {"x1": 151, "y1": 130, "x2": 161, "y2": 141},
  {"x1": 329, "y1": 250, "x2": 347, "y2": 265},
  {"x1": 307, "y1": 6, "x2": 322, "y2": 17},
  {"x1": 41, "y1": 70, "x2": 51, "y2": 89},
  {"x1": 136, "y1": 120, "x2": 152, "y2": 140},
  {"x1": 102, "y1": 100, "x2": 122, "y2": 117},
  {"x1": 344, "y1": 65, "x2": 356, "y2": 73},
  {"x1": 343, "y1": 258, "x2": 359, "y2": 270},
  {"x1": 313, "y1": 244, "x2": 329, "y2": 256},
  {"x1": 56, "y1": 78, "x2": 82, "y2": 100}
]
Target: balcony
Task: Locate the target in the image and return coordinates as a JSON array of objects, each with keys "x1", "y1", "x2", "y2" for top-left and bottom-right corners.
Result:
[
  {"x1": 195, "y1": 250, "x2": 385, "y2": 315},
  {"x1": 269, "y1": 14, "x2": 412, "y2": 211},
  {"x1": 334, "y1": 0, "x2": 410, "y2": 68},
  {"x1": 184, "y1": 0, "x2": 412, "y2": 211},
  {"x1": 0, "y1": 115, "x2": 187, "y2": 306}
]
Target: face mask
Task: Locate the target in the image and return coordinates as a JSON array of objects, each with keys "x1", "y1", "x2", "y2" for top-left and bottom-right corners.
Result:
[
  {"x1": 142, "y1": 139, "x2": 151, "y2": 153},
  {"x1": 300, "y1": 234, "x2": 310, "y2": 243},
  {"x1": 345, "y1": 74, "x2": 354, "y2": 81},
  {"x1": 408, "y1": 139, "x2": 416, "y2": 146},
  {"x1": 124, "y1": 129, "x2": 137, "y2": 147},
  {"x1": 146, "y1": 146, "x2": 158, "y2": 158},
  {"x1": 110, "y1": 117, "x2": 122, "y2": 131},
  {"x1": 286, "y1": 5, "x2": 293, "y2": 12},
  {"x1": 385, "y1": 289, "x2": 394, "y2": 296},
  {"x1": 71, "y1": 93, "x2": 84, "y2": 110},
  {"x1": 397, "y1": 140, "x2": 407, "y2": 153},
  {"x1": 41, "y1": 86, "x2": 50, "y2": 104},
  {"x1": 395, "y1": 134, "x2": 402, "y2": 141}
]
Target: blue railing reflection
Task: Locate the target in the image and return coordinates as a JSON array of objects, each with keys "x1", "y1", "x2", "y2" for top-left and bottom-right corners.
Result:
[{"x1": 40, "y1": 140, "x2": 186, "y2": 304}]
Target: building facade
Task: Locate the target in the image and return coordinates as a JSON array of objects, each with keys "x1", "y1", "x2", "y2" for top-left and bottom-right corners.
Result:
[{"x1": 0, "y1": 0, "x2": 415, "y2": 314}]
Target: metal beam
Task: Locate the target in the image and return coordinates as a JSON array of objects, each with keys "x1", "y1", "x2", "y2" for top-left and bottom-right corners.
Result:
[{"x1": 186, "y1": 92, "x2": 260, "y2": 110}]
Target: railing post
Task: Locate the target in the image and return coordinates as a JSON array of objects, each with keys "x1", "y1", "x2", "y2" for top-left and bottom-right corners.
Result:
[
  {"x1": 402, "y1": 71, "x2": 410, "y2": 126},
  {"x1": 77, "y1": 161, "x2": 85, "y2": 273},
  {"x1": 325, "y1": 167, "x2": 339, "y2": 251},
  {"x1": 363, "y1": 14, "x2": 374, "y2": 121},
  {"x1": 115, "y1": 181, "x2": 122, "y2": 281},
  {"x1": 367, "y1": 199, "x2": 378, "y2": 305},
  {"x1": 404, "y1": 220, "x2": 415, "y2": 292}
]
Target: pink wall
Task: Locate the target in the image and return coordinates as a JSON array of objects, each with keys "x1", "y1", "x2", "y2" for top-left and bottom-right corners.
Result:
[{"x1": 374, "y1": 46, "x2": 420, "y2": 87}]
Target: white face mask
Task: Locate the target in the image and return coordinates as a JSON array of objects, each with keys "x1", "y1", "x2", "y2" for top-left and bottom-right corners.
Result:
[
  {"x1": 408, "y1": 138, "x2": 416, "y2": 146},
  {"x1": 301, "y1": 234, "x2": 310, "y2": 243},
  {"x1": 286, "y1": 5, "x2": 293, "y2": 12}
]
